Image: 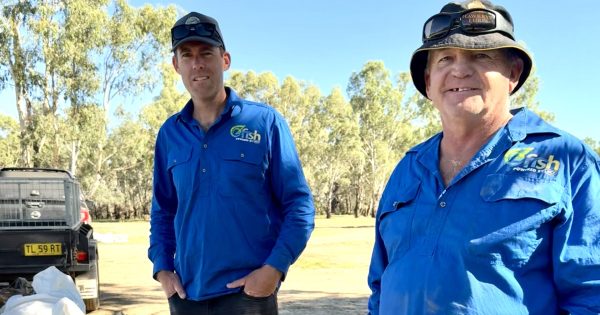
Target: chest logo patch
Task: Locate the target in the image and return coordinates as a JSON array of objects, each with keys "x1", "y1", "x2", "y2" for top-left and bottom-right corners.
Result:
[
  {"x1": 503, "y1": 147, "x2": 561, "y2": 176},
  {"x1": 230, "y1": 125, "x2": 262, "y2": 144}
]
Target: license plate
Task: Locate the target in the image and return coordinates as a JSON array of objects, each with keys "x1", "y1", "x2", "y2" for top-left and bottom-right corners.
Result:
[{"x1": 23, "y1": 243, "x2": 62, "y2": 256}]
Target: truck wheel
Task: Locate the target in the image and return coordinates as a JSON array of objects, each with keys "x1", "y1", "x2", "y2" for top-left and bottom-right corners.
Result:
[{"x1": 84, "y1": 251, "x2": 100, "y2": 312}]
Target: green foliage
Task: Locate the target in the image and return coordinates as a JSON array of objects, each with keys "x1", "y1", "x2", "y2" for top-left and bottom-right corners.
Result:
[
  {"x1": 583, "y1": 137, "x2": 600, "y2": 156},
  {"x1": 406, "y1": 91, "x2": 441, "y2": 141},
  {"x1": 0, "y1": 0, "x2": 177, "y2": 219},
  {"x1": 511, "y1": 69, "x2": 554, "y2": 122},
  {"x1": 308, "y1": 87, "x2": 362, "y2": 217},
  {"x1": 140, "y1": 63, "x2": 188, "y2": 133},
  {"x1": 1, "y1": 3, "x2": 569, "y2": 219},
  {"x1": 0, "y1": 114, "x2": 19, "y2": 167},
  {"x1": 347, "y1": 61, "x2": 413, "y2": 216},
  {"x1": 97, "y1": 0, "x2": 176, "y2": 113}
]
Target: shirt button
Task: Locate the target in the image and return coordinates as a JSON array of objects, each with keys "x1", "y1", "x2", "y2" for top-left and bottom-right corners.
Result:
[
  {"x1": 202, "y1": 168, "x2": 206, "y2": 173},
  {"x1": 240, "y1": 153, "x2": 245, "y2": 158},
  {"x1": 439, "y1": 201, "x2": 446, "y2": 208},
  {"x1": 203, "y1": 144, "x2": 208, "y2": 149}
]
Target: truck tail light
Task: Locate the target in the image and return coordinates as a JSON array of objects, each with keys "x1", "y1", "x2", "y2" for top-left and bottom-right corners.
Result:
[{"x1": 76, "y1": 250, "x2": 88, "y2": 262}]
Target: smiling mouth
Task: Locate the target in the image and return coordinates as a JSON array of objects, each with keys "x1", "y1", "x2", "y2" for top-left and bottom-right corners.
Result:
[
  {"x1": 193, "y1": 76, "x2": 209, "y2": 81},
  {"x1": 447, "y1": 88, "x2": 477, "y2": 92}
]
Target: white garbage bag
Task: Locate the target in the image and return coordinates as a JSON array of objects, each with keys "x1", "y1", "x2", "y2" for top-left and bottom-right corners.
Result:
[
  {"x1": 32, "y1": 266, "x2": 85, "y2": 312},
  {"x1": 52, "y1": 297, "x2": 85, "y2": 315},
  {"x1": 0, "y1": 266, "x2": 85, "y2": 315}
]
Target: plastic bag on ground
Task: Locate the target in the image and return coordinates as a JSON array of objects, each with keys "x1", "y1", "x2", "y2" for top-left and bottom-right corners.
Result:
[
  {"x1": 0, "y1": 278, "x2": 34, "y2": 308},
  {"x1": 52, "y1": 297, "x2": 85, "y2": 315},
  {"x1": 0, "y1": 266, "x2": 85, "y2": 315}
]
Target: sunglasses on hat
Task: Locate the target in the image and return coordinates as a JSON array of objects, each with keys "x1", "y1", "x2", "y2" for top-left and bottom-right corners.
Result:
[
  {"x1": 422, "y1": 8, "x2": 514, "y2": 42},
  {"x1": 171, "y1": 23, "x2": 224, "y2": 46}
]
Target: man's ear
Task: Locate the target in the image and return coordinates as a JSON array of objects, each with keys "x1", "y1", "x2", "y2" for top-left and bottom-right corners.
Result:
[
  {"x1": 508, "y1": 57, "x2": 524, "y2": 93},
  {"x1": 425, "y1": 69, "x2": 431, "y2": 98},
  {"x1": 223, "y1": 51, "x2": 231, "y2": 71},
  {"x1": 172, "y1": 54, "x2": 180, "y2": 73}
]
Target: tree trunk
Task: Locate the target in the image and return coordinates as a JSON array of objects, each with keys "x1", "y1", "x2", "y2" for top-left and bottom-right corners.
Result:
[
  {"x1": 70, "y1": 140, "x2": 79, "y2": 175},
  {"x1": 325, "y1": 178, "x2": 334, "y2": 219},
  {"x1": 353, "y1": 183, "x2": 362, "y2": 218}
]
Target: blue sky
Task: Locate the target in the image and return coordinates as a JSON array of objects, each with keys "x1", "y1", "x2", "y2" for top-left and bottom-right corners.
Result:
[{"x1": 1, "y1": 0, "x2": 598, "y2": 141}]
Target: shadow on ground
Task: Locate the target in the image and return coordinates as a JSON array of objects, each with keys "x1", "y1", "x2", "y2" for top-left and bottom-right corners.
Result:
[
  {"x1": 90, "y1": 286, "x2": 367, "y2": 315},
  {"x1": 280, "y1": 289, "x2": 367, "y2": 315},
  {"x1": 99, "y1": 283, "x2": 164, "y2": 305},
  {"x1": 89, "y1": 283, "x2": 167, "y2": 315}
]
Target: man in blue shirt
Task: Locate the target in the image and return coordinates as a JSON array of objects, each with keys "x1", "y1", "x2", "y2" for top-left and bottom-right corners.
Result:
[
  {"x1": 368, "y1": 1, "x2": 600, "y2": 314},
  {"x1": 148, "y1": 12, "x2": 315, "y2": 315}
]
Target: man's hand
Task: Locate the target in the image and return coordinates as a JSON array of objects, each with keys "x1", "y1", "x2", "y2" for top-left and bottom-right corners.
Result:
[
  {"x1": 226, "y1": 265, "x2": 283, "y2": 297},
  {"x1": 156, "y1": 270, "x2": 187, "y2": 299}
]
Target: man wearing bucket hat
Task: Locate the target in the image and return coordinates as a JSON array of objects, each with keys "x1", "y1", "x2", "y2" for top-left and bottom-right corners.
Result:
[
  {"x1": 367, "y1": 1, "x2": 600, "y2": 314},
  {"x1": 148, "y1": 12, "x2": 315, "y2": 315}
]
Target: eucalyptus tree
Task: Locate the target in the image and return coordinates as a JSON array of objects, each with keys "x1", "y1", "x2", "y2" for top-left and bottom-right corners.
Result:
[
  {"x1": 276, "y1": 77, "x2": 321, "y2": 165},
  {"x1": 140, "y1": 63, "x2": 188, "y2": 133},
  {"x1": 347, "y1": 61, "x2": 404, "y2": 217},
  {"x1": 97, "y1": 0, "x2": 174, "y2": 115},
  {"x1": 309, "y1": 87, "x2": 362, "y2": 217},
  {"x1": 1, "y1": 0, "x2": 175, "y2": 205},
  {"x1": 227, "y1": 71, "x2": 319, "y2": 168},
  {"x1": 227, "y1": 70, "x2": 280, "y2": 106},
  {"x1": 0, "y1": 114, "x2": 20, "y2": 167},
  {"x1": 406, "y1": 91, "x2": 440, "y2": 143},
  {"x1": 510, "y1": 70, "x2": 554, "y2": 122},
  {"x1": 583, "y1": 138, "x2": 600, "y2": 156},
  {"x1": 66, "y1": 0, "x2": 174, "y2": 193}
]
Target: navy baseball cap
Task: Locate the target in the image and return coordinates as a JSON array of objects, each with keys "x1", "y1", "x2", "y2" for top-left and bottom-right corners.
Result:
[{"x1": 171, "y1": 12, "x2": 226, "y2": 52}]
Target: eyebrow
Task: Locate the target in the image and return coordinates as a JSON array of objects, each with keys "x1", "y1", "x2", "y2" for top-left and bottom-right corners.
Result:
[{"x1": 179, "y1": 46, "x2": 216, "y2": 54}]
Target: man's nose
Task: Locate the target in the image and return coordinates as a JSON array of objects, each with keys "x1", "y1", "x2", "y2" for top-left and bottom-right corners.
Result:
[
  {"x1": 192, "y1": 58, "x2": 205, "y2": 70},
  {"x1": 450, "y1": 56, "x2": 473, "y2": 78}
]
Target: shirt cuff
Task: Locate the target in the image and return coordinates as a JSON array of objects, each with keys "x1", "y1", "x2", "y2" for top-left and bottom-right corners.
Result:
[
  {"x1": 265, "y1": 251, "x2": 293, "y2": 281},
  {"x1": 152, "y1": 255, "x2": 175, "y2": 280}
]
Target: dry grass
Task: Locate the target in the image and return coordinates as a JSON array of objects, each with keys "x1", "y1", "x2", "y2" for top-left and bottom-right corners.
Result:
[{"x1": 90, "y1": 215, "x2": 375, "y2": 315}]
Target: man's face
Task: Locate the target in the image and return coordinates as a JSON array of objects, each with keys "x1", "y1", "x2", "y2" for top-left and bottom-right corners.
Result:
[
  {"x1": 172, "y1": 41, "x2": 231, "y2": 101},
  {"x1": 425, "y1": 48, "x2": 522, "y2": 121}
]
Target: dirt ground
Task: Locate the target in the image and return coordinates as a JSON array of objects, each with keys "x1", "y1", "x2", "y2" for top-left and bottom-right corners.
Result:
[{"x1": 89, "y1": 217, "x2": 374, "y2": 315}]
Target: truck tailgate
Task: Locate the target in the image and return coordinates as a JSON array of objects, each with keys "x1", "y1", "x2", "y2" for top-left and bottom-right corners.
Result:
[{"x1": 0, "y1": 230, "x2": 74, "y2": 278}]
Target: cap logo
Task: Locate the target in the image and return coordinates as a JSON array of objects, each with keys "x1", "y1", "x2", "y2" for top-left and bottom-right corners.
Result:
[
  {"x1": 466, "y1": 0, "x2": 486, "y2": 9},
  {"x1": 185, "y1": 16, "x2": 201, "y2": 25}
]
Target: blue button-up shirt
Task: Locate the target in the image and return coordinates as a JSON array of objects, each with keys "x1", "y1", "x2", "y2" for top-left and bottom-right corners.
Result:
[
  {"x1": 368, "y1": 108, "x2": 600, "y2": 314},
  {"x1": 148, "y1": 88, "x2": 315, "y2": 301}
]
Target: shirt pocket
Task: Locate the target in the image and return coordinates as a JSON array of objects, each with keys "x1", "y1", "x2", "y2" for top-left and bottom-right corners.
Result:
[
  {"x1": 218, "y1": 145, "x2": 267, "y2": 198},
  {"x1": 378, "y1": 181, "x2": 420, "y2": 261},
  {"x1": 167, "y1": 147, "x2": 193, "y2": 193},
  {"x1": 469, "y1": 173, "x2": 563, "y2": 269}
]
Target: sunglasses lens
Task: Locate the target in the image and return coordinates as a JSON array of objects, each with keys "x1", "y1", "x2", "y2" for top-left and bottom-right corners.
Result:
[
  {"x1": 461, "y1": 10, "x2": 496, "y2": 32},
  {"x1": 172, "y1": 24, "x2": 214, "y2": 40},
  {"x1": 172, "y1": 25, "x2": 190, "y2": 40},
  {"x1": 190, "y1": 25, "x2": 213, "y2": 36},
  {"x1": 424, "y1": 15, "x2": 452, "y2": 40}
]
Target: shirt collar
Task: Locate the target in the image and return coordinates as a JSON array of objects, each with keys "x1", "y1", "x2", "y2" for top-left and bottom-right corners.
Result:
[
  {"x1": 506, "y1": 107, "x2": 560, "y2": 142},
  {"x1": 175, "y1": 87, "x2": 244, "y2": 124},
  {"x1": 412, "y1": 107, "x2": 560, "y2": 172},
  {"x1": 226, "y1": 87, "x2": 244, "y2": 117},
  {"x1": 177, "y1": 99, "x2": 195, "y2": 124}
]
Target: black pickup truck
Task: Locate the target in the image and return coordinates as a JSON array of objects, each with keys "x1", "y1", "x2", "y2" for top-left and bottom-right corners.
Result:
[{"x1": 0, "y1": 168, "x2": 99, "y2": 311}]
